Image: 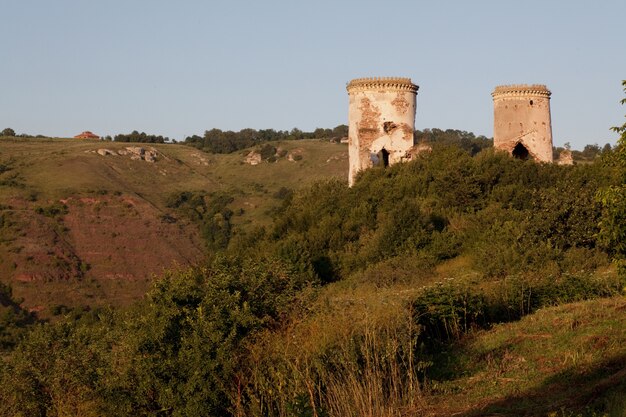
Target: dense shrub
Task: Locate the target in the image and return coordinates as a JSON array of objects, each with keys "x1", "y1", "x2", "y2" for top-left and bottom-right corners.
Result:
[
  {"x1": 0, "y1": 283, "x2": 38, "y2": 351},
  {"x1": 0, "y1": 256, "x2": 314, "y2": 416},
  {"x1": 246, "y1": 145, "x2": 617, "y2": 284},
  {"x1": 167, "y1": 190, "x2": 235, "y2": 251}
]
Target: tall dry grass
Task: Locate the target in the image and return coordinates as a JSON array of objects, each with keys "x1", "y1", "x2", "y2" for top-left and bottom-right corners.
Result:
[
  {"x1": 322, "y1": 319, "x2": 423, "y2": 417},
  {"x1": 239, "y1": 285, "x2": 425, "y2": 417}
]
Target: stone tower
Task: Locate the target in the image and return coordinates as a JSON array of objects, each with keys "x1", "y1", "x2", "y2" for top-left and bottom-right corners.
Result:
[
  {"x1": 492, "y1": 84, "x2": 553, "y2": 162},
  {"x1": 346, "y1": 77, "x2": 419, "y2": 186}
]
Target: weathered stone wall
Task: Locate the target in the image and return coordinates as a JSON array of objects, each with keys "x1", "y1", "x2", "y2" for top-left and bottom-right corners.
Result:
[
  {"x1": 492, "y1": 84, "x2": 553, "y2": 163},
  {"x1": 347, "y1": 77, "x2": 418, "y2": 186}
]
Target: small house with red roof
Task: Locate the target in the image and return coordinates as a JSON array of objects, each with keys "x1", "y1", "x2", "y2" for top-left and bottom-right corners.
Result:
[{"x1": 74, "y1": 131, "x2": 100, "y2": 139}]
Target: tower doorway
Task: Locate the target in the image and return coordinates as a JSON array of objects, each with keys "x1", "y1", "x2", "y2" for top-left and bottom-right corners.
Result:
[
  {"x1": 512, "y1": 142, "x2": 530, "y2": 160},
  {"x1": 378, "y1": 148, "x2": 390, "y2": 167}
]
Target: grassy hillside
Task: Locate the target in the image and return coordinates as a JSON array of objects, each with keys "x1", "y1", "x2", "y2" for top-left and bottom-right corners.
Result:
[
  {"x1": 424, "y1": 295, "x2": 626, "y2": 416},
  {"x1": 0, "y1": 137, "x2": 348, "y2": 315},
  {"x1": 249, "y1": 266, "x2": 626, "y2": 416},
  {"x1": 0, "y1": 137, "x2": 347, "y2": 217}
]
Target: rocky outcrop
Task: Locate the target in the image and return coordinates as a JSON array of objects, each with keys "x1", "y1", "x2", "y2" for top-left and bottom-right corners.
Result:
[
  {"x1": 191, "y1": 153, "x2": 210, "y2": 166},
  {"x1": 244, "y1": 145, "x2": 304, "y2": 164},
  {"x1": 288, "y1": 148, "x2": 304, "y2": 162},
  {"x1": 95, "y1": 147, "x2": 159, "y2": 162},
  {"x1": 123, "y1": 146, "x2": 158, "y2": 162},
  {"x1": 244, "y1": 151, "x2": 262, "y2": 165},
  {"x1": 557, "y1": 149, "x2": 574, "y2": 165}
]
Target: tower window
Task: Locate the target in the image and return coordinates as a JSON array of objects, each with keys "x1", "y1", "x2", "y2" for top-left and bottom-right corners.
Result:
[{"x1": 530, "y1": 100, "x2": 534, "y2": 105}]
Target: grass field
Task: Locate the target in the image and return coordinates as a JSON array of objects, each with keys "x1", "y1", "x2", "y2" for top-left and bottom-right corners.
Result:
[
  {"x1": 424, "y1": 294, "x2": 626, "y2": 416},
  {"x1": 0, "y1": 137, "x2": 347, "y2": 209}
]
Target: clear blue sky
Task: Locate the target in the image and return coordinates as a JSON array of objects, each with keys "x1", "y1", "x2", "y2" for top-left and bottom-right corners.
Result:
[{"x1": 2, "y1": 0, "x2": 624, "y2": 149}]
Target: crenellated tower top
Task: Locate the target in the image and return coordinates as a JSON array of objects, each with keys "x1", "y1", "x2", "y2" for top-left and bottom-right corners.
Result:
[
  {"x1": 347, "y1": 77, "x2": 419, "y2": 94},
  {"x1": 492, "y1": 84, "x2": 551, "y2": 98}
]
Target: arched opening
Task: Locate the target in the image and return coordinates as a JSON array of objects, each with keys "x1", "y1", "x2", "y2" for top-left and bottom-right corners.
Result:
[
  {"x1": 378, "y1": 148, "x2": 390, "y2": 167},
  {"x1": 512, "y1": 142, "x2": 530, "y2": 160}
]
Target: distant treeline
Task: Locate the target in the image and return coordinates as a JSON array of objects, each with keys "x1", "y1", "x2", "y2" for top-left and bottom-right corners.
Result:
[
  {"x1": 183, "y1": 125, "x2": 349, "y2": 153},
  {"x1": 554, "y1": 142, "x2": 613, "y2": 162},
  {"x1": 1, "y1": 127, "x2": 48, "y2": 138},
  {"x1": 110, "y1": 131, "x2": 169, "y2": 143},
  {"x1": 414, "y1": 128, "x2": 492, "y2": 155}
]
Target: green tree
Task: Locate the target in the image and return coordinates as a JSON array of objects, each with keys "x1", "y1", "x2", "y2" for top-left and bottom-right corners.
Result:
[
  {"x1": 331, "y1": 124, "x2": 349, "y2": 138},
  {"x1": 597, "y1": 80, "x2": 626, "y2": 278},
  {"x1": 582, "y1": 143, "x2": 601, "y2": 159},
  {"x1": 106, "y1": 257, "x2": 307, "y2": 416},
  {"x1": 1, "y1": 128, "x2": 16, "y2": 136}
]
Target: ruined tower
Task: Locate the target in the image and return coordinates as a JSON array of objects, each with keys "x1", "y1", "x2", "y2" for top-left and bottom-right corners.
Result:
[
  {"x1": 346, "y1": 77, "x2": 419, "y2": 186},
  {"x1": 492, "y1": 84, "x2": 553, "y2": 162}
]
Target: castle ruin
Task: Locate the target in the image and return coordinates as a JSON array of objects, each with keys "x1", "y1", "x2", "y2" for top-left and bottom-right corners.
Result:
[
  {"x1": 492, "y1": 84, "x2": 553, "y2": 162},
  {"x1": 346, "y1": 77, "x2": 419, "y2": 186}
]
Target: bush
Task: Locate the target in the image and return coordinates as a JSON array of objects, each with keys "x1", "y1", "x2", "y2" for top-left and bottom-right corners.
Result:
[
  {"x1": 34, "y1": 202, "x2": 68, "y2": 218},
  {"x1": 167, "y1": 191, "x2": 235, "y2": 251}
]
